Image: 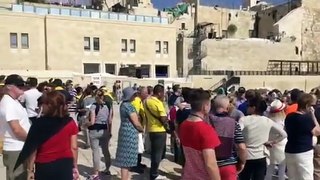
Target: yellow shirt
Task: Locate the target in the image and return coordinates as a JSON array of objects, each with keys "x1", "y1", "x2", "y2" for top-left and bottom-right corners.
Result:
[
  {"x1": 131, "y1": 97, "x2": 146, "y2": 126},
  {"x1": 144, "y1": 96, "x2": 166, "y2": 133}
]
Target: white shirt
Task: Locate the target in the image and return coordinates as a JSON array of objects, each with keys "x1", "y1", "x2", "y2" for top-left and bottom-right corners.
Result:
[
  {"x1": 0, "y1": 95, "x2": 31, "y2": 151},
  {"x1": 23, "y1": 88, "x2": 42, "y2": 118},
  {"x1": 239, "y1": 115, "x2": 287, "y2": 160}
]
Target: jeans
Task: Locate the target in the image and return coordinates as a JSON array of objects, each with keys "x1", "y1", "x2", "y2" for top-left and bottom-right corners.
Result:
[
  {"x1": 239, "y1": 157, "x2": 267, "y2": 180},
  {"x1": 286, "y1": 150, "x2": 314, "y2": 180},
  {"x1": 149, "y1": 132, "x2": 167, "y2": 180},
  {"x1": 265, "y1": 162, "x2": 286, "y2": 180},
  {"x1": 89, "y1": 129, "x2": 111, "y2": 171}
]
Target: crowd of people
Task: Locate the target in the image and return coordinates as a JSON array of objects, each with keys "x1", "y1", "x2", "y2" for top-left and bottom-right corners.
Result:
[{"x1": 1, "y1": 73, "x2": 320, "y2": 180}]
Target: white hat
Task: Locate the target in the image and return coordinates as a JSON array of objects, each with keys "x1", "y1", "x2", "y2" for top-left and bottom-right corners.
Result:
[{"x1": 270, "y1": 99, "x2": 286, "y2": 113}]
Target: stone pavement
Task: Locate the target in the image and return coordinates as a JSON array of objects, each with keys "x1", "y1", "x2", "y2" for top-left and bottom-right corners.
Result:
[{"x1": 77, "y1": 104, "x2": 182, "y2": 180}]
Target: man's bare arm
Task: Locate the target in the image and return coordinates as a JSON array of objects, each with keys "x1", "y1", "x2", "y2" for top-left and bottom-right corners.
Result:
[{"x1": 8, "y1": 120, "x2": 27, "y2": 141}]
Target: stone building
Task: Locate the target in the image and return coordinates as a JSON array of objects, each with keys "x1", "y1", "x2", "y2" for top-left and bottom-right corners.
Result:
[{"x1": 0, "y1": 3, "x2": 177, "y2": 78}]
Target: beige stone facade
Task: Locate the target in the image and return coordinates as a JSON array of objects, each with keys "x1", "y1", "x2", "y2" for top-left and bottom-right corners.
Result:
[
  {"x1": 178, "y1": 38, "x2": 300, "y2": 77},
  {"x1": 0, "y1": 4, "x2": 177, "y2": 78}
]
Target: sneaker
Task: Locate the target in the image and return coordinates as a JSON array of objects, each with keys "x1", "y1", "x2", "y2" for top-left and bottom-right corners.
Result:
[
  {"x1": 86, "y1": 175, "x2": 100, "y2": 180},
  {"x1": 155, "y1": 175, "x2": 167, "y2": 180}
]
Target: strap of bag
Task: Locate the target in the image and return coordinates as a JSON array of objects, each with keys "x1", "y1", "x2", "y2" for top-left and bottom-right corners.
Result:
[{"x1": 145, "y1": 100, "x2": 165, "y2": 126}]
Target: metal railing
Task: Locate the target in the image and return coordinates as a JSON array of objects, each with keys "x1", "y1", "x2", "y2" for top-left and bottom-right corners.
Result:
[
  {"x1": 11, "y1": 4, "x2": 169, "y2": 25},
  {"x1": 188, "y1": 70, "x2": 320, "y2": 76}
]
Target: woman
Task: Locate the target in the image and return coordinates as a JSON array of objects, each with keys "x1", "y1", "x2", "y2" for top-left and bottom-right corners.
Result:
[
  {"x1": 228, "y1": 95, "x2": 245, "y2": 122},
  {"x1": 239, "y1": 92, "x2": 287, "y2": 180},
  {"x1": 179, "y1": 89, "x2": 221, "y2": 180},
  {"x1": 265, "y1": 99, "x2": 287, "y2": 180},
  {"x1": 86, "y1": 89, "x2": 112, "y2": 180},
  {"x1": 14, "y1": 91, "x2": 79, "y2": 180},
  {"x1": 114, "y1": 87, "x2": 144, "y2": 180},
  {"x1": 285, "y1": 93, "x2": 320, "y2": 180}
]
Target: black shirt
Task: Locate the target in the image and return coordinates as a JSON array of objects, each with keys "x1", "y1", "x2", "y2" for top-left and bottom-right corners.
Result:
[{"x1": 285, "y1": 113, "x2": 315, "y2": 153}]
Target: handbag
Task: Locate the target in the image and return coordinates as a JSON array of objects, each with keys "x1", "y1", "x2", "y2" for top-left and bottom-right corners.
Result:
[{"x1": 145, "y1": 101, "x2": 172, "y2": 134}]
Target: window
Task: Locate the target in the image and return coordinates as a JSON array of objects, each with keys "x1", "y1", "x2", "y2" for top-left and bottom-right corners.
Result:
[
  {"x1": 84, "y1": 37, "x2": 90, "y2": 50},
  {"x1": 105, "y1": 64, "x2": 116, "y2": 74},
  {"x1": 163, "y1": 41, "x2": 169, "y2": 54},
  {"x1": 93, "y1": 37, "x2": 100, "y2": 51},
  {"x1": 21, "y1": 33, "x2": 29, "y2": 49},
  {"x1": 181, "y1": 23, "x2": 186, "y2": 30},
  {"x1": 155, "y1": 41, "x2": 161, "y2": 54},
  {"x1": 295, "y1": 46, "x2": 299, "y2": 55},
  {"x1": 83, "y1": 63, "x2": 100, "y2": 74},
  {"x1": 121, "y1": 39, "x2": 127, "y2": 52},
  {"x1": 10, "y1": 33, "x2": 18, "y2": 48},
  {"x1": 129, "y1": 39, "x2": 136, "y2": 53}
]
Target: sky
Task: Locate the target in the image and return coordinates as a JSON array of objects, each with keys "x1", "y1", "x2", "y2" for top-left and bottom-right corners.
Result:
[{"x1": 152, "y1": 0, "x2": 290, "y2": 9}]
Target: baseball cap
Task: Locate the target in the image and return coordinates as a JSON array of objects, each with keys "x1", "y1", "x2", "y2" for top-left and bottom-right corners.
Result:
[{"x1": 5, "y1": 74, "x2": 25, "y2": 87}]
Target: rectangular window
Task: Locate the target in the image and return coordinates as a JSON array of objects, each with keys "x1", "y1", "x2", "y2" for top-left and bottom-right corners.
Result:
[
  {"x1": 93, "y1": 37, "x2": 100, "y2": 51},
  {"x1": 83, "y1": 63, "x2": 100, "y2": 74},
  {"x1": 84, "y1": 37, "x2": 90, "y2": 50},
  {"x1": 155, "y1": 41, "x2": 161, "y2": 54},
  {"x1": 105, "y1": 64, "x2": 116, "y2": 74},
  {"x1": 10, "y1": 33, "x2": 18, "y2": 48},
  {"x1": 21, "y1": 33, "x2": 29, "y2": 49},
  {"x1": 121, "y1": 39, "x2": 127, "y2": 52},
  {"x1": 129, "y1": 39, "x2": 136, "y2": 53},
  {"x1": 163, "y1": 41, "x2": 168, "y2": 54}
]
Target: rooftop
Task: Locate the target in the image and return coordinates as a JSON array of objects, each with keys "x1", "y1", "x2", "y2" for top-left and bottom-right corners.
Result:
[{"x1": 11, "y1": 4, "x2": 169, "y2": 25}]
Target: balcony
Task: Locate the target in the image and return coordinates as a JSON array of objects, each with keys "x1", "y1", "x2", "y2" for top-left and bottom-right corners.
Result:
[{"x1": 11, "y1": 4, "x2": 169, "y2": 25}]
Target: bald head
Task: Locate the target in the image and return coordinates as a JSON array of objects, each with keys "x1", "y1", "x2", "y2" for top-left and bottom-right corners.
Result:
[{"x1": 214, "y1": 95, "x2": 230, "y2": 113}]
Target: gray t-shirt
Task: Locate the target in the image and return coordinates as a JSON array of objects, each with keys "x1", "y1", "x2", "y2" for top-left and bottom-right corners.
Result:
[{"x1": 90, "y1": 103, "x2": 109, "y2": 124}]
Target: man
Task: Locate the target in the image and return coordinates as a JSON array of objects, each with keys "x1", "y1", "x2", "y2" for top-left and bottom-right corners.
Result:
[
  {"x1": 22, "y1": 77, "x2": 42, "y2": 123},
  {"x1": 285, "y1": 88, "x2": 302, "y2": 115},
  {"x1": 0, "y1": 74, "x2": 31, "y2": 180},
  {"x1": 168, "y1": 84, "x2": 182, "y2": 109},
  {"x1": 209, "y1": 95, "x2": 247, "y2": 179},
  {"x1": 131, "y1": 86, "x2": 148, "y2": 173},
  {"x1": 238, "y1": 89, "x2": 255, "y2": 116},
  {"x1": 144, "y1": 84, "x2": 168, "y2": 180},
  {"x1": 52, "y1": 78, "x2": 73, "y2": 103},
  {"x1": 235, "y1": 87, "x2": 246, "y2": 108}
]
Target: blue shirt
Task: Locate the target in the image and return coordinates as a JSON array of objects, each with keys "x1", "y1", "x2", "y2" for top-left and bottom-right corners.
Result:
[
  {"x1": 285, "y1": 113, "x2": 315, "y2": 154},
  {"x1": 238, "y1": 101, "x2": 248, "y2": 115}
]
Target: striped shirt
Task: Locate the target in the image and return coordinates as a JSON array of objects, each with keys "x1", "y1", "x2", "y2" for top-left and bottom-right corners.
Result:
[{"x1": 217, "y1": 122, "x2": 245, "y2": 167}]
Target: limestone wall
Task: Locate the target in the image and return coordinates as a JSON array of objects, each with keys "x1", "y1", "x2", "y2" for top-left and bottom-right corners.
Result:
[
  {"x1": 190, "y1": 75, "x2": 320, "y2": 92},
  {"x1": 301, "y1": 8, "x2": 320, "y2": 60},
  {"x1": 180, "y1": 38, "x2": 300, "y2": 77}
]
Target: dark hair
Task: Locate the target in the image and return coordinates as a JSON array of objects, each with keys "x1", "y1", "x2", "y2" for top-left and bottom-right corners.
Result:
[
  {"x1": 245, "y1": 89, "x2": 256, "y2": 100},
  {"x1": 248, "y1": 91, "x2": 267, "y2": 115},
  {"x1": 75, "y1": 86, "x2": 83, "y2": 94},
  {"x1": 298, "y1": 93, "x2": 315, "y2": 110},
  {"x1": 290, "y1": 88, "x2": 302, "y2": 102},
  {"x1": 26, "y1": 77, "x2": 38, "y2": 87},
  {"x1": 189, "y1": 89, "x2": 211, "y2": 112},
  {"x1": 52, "y1": 79, "x2": 63, "y2": 87},
  {"x1": 41, "y1": 91, "x2": 68, "y2": 118},
  {"x1": 37, "y1": 81, "x2": 48, "y2": 92},
  {"x1": 147, "y1": 86, "x2": 153, "y2": 95},
  {"x1": 181, "y1": 87, "x2": 192, "y2": 103},
  {"x1": 153, "y1": 84, "x2": 164, "y2": 95},
  {"x1": 172, "y1": 84, "x2": 180, "y2": 92}
]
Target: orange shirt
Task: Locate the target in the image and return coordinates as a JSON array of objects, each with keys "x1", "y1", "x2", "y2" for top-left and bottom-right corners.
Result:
[{"x1": 285, "y1": 103, "x2": 298, "y2": 115}]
